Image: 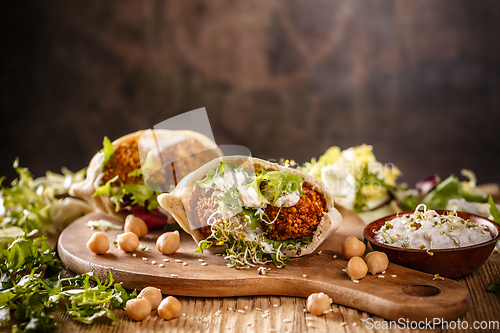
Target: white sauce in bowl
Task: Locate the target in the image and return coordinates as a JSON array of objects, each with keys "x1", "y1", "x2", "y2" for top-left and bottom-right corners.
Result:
[{"x1": 374, "y1": 204, "x2": 492, "y2": 249}]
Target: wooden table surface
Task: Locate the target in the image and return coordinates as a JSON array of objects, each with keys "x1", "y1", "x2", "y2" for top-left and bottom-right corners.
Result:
[{"x1": 2, "y1": 184, "x2": 500, "y2": 333}]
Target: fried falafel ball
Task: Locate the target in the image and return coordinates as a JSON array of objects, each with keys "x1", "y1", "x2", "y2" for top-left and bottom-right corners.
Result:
[{"x1": 261, "y1": 184, "x2": 326, "y2": 241}]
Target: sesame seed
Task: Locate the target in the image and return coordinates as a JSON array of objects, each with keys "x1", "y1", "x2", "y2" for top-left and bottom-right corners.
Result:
[
  {"x1": 228, "y1": 307, "x2": 232, "y2": 311},
  {"x1": 256, "y1": 308, "x2": 261, "y2": 311},
  {"x1": 353, "y1": 280, "x2": 359, "y2": 283},
  {"x1": 391, "y1": 275, "x2": 397, "y2": 277},
  {"x1": 341, "y1": 268, "x2": 346, "y2": 272},
  {"x1": 246, "y1": 323, "x2": 252, "y2": 326},
  {"x1": 273, "y1": 304, "x2": 278, "y2": 307},
  {"x1": 175, "y1": 259, "x2": 182, "y2": 263},
  {"x1": 378, "y1": 275, "x2": 384, "y2": 278},
  {"x1": 382, "y1": 271, "x2": 386, "y2": 274},
  {"x1": 132, "y1": 253, "x2": 137, "y2": 257},
  {"x1": 283, "y1": 318, "x2": 292, "y2": 323},
  {"x1": 163, "y1": 258, "x2": 169, "y2": 262},
  {"x1": 142, "y1": 257, "x2": 148, "y2": 261},
  {"x1": 183, "y1": 262, "x2": 188, "y2": 266},
  {"x1": 307, "y1": 323, "x2": 314, "y2": 327},
  {"x1": 323, "y1": 310, "x2": 329, "y2": 314},
  {"x1": 238, "y1": 310, "x2": 245, "y2": 314},
  {"x1": 262, "y1": 314, "x2": 268, "y2": 318},
  {"x1": 225, "y1": 326, "x2": 230, "y2": 329},
  {"x1": 198, "y1": 259, "x2": 204, "y2": 262},
  {"x1": 181, "y1": 313, "x2": 187, "y2": 317},
  {"x1": 352, "y1": 323, "x2": 358, "y2": 326},
  {"x1": 305, "y1": 317, "x2": 313, "y2": 320},
  {"x1": 170, "y1": 274, "x2": 178, "y2": 278},
  {"x1": 152, "y1": 261, "x2": 157, "y2": 265},
  {"x1": 303, "y1": 274, "x2": 307, "y2": 278},
  {"x1": 201, "y1": 262, "x2": 207, "y2": 266},
  {"x1": 202, "y1": 317, "x2": 209, "y2": 323},
  {"x1": 340, "y1": 322, "x2": 347, "y2": 326},
  {"x1": 244, "y1": 306, "x2": 248, "y2": 310},
  {"x1": 333, "y1": 255, "x2": 338, "y2": 259},
  {"x1": 360, "y1": 318, "x2": 366, "y2": 322},
  {"x1": 159, "y1": 264, "x2": 164, "y2": 268}
]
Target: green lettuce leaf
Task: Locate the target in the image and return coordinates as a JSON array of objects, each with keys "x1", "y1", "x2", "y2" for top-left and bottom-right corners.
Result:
[
  {"x1": 94, "y1": 177, "x2": 159, "y2": 212},
  {"x1": 422, "y1": 176, "x2": 462, "y2": 210},
  {"x1": 102, "y1": 136, "x2": 114, "y2": 170},
  {"x1": 489, "y1": 196, "x2": 500, "y2": 224}
]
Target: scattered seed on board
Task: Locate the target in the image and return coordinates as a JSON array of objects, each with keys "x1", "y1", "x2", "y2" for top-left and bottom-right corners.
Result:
[
  {"x1": 202, "y1": 318, "x2": 209, "y2": 323},
  {"x1": 163, "y1": 259, "x2": 169, "y2": 262},
  {"x1": 303, "y1": 274, "x2": 308, "y2": 278},
  {"x1": 142, "y1": 257, "x2": 148, "y2": 261},
  {"x1": 170, "y1": 274, "x2": 178, "y2": 278},
  {"x1": 391, "y1": 275, "x2": 397, "y2": 277},
  {"x1": 246, "y1": 323, "x2": 252, "y2": 326},
  {"x1": 341, "y1": 268, "x2": 346, "y2": 272},
  {"x1": 382, "y1": 271, "x2": 386, "y2": 274},
  {"x1": 353, "y1": 280, "x2": 359, "y2": 283},
  {"x1": 228, "y1": 307, "x2": 233, "y2": 311},
  {"x1": 244, "y1": 306, "x2": 248, "y2": 310},
  {"x1": 201, "y1": 262, "x2": 207, "y2": 266},
  {"x1": 238, "y1": 310, "x2": 245, "y2": 314},
  {"x1": 333, "y1": 255, "x2": 338, "y2": 259},
  {"x1": 283, "y1": 318, "x2": 292, "y2": 323},
  {"x1": 181, "y1": 313, "x2": 187, "y2": 317},
  {"x1": 353, "y1": 323, "x2": 358, "y2": 326},
  {"x1": 175, "y1": 259, "x2": 182, "y2": 263},
  {"x1": 183, "y1": 262, "x2": 187, "y2": 266},
  {"x1": 159, "y1": 264, "x2": 164, "y2": 268},
  {"x1": 152, "y1": 261, "x2": 156, "y2": 265},
  {"x1": 378, "y1": 275, "x2": 384, "y2": 278},
  {"x1": 199, "y1": 259, "x2": 204, "y2": 262},
  {"x1": 305, "y1": 317, "x2": 313, "y2": 320},
  {"x1": 340, "y1": 322, "x2": 347, "y2": 327},
  {"x1": 132, "y1": 253, "x2": 137, "y2": 257},
  {"x1": 307, "y1": 323, "x2": 314, "y2": 327},
  {"x1": 273, "y1": 304, "x2": 278, "y2": 307}
]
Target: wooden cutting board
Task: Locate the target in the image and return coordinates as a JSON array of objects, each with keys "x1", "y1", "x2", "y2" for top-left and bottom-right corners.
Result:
[{"x1": 58, "y1": 207, "x2": 471, "y2": 322}]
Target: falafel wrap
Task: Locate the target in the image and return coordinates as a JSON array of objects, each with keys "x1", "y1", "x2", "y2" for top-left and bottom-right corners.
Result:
[
  {"x1": 158, "y1": 156, "x2": 342, "y2": 268},
  {"x1": 70, "y1": 129, "x2": 220, "y2": 229}
]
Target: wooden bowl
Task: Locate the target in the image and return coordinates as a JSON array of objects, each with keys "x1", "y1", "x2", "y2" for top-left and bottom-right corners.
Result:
[{"x1": 363, "y1": 210, "x2": 500, "y2": 278}]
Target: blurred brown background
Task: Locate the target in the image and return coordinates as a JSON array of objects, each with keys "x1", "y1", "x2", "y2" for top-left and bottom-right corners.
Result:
[{"x1": 1, "y1": 0, "x2": 499, "y2": 186}]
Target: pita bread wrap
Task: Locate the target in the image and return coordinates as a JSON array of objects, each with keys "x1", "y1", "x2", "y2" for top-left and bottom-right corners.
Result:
[
  {"x1": 70, "y1": 129, "x2": 220, "y2": 228},
  {"x1": 158, "y1": 156, "x2": 342, "y2": 267}
]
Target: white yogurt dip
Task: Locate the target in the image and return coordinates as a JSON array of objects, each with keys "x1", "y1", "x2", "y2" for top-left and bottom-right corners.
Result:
[{"x1": 374, "y1": 204, "x2": 492, "y2": 249}]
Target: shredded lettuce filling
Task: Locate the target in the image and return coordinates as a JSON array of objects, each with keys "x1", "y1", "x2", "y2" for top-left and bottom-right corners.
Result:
[{"x1": 195, "y1": 161, "x2": 309, "y2": 269}]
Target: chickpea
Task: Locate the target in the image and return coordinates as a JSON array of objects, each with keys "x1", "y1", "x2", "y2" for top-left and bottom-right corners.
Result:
[
  {"x1": 87, "y1": 232, "x2": 109, "y2": 254},
  {"x1": 156, "y1": 231, "x2": 180, "y2": 255},
  {"x1": 158, "y1": 296, "x2": 182, "y2": 320},
  {"x1": 117, "y1": 232, "x2": 140, "y2": 252},
  {"x1": 124, "y1": 215, "x2": 148, "y2": 238},
  {"x1": 365, "y1": 251, "x2": 389, "y2": 275},
  {"x1": 346, "y1": 256, "x2": 368, "y2": 280},
  {"x1": 342, "y1": 236, "x2": 366, "y2": 259},
  {"x1": 306, "y1": 292, "x2": 331, "y2": 316},
  {"x1": 126, "y1": 298, "x2": 152, "y2": 321},
  {"x1": 138, "y1": 287, "x2": 162, "y2": 310}
]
